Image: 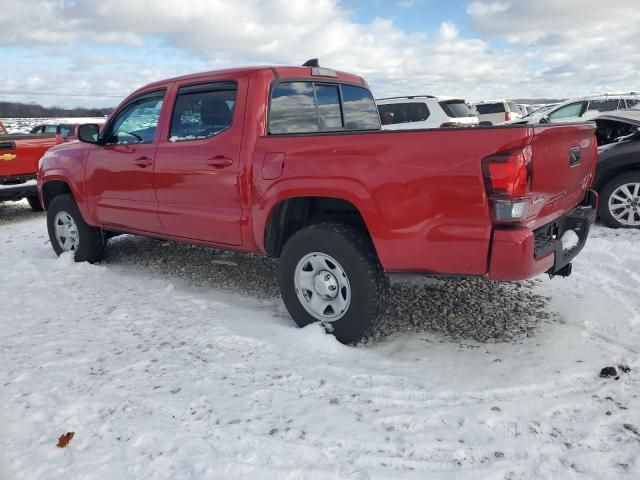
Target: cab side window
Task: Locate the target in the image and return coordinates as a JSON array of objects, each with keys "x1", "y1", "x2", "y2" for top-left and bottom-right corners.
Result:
[
  {"x1": 106, "y1": 91, "x2": 165, "y2": 145},
  {"x1": 169, "y1": 82, "x2": 237, "y2": 142}
]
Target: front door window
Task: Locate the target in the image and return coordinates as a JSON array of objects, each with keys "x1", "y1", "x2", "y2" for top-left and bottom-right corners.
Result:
[{"x1": 107, "y1": 94, "x2": 164, "y2": 145}]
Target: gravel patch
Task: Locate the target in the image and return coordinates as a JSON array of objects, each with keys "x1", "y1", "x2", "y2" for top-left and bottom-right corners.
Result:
[{"x1": 106, "y1": 234, "x2": 551, "y2": 344}]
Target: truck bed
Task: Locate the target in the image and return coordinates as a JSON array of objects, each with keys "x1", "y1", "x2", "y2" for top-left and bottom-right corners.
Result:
[
  {"x1": 254, "y1": 123, "x2": 596, "y2": 276},
  {"x1": 0, "y1": 133, "x2": 60, "y2": 178}
]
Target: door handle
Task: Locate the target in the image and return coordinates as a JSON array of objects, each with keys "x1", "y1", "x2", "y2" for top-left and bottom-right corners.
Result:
[
  {"x1": 134, "y1": 156, "x2": 153, "y2": 168},
  {"x1": 206, "y1": 156, "x2": 233, "y2": 169}
]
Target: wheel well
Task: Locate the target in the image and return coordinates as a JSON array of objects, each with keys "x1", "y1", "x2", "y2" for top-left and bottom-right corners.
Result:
[
  {"x1": 42, "y1": 180, "x2": 72, "y2": 209},
  {"x1": 595, "y1": 164, "x2": 640, "y2": 191},
  {"x1": 264, "y1": 197, "x2": 372, "y2": 257}
]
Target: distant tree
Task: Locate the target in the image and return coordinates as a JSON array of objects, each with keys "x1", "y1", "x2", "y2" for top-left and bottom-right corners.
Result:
[{"x1": 0, "y1": 101, "x2": 113, "y2": 118}]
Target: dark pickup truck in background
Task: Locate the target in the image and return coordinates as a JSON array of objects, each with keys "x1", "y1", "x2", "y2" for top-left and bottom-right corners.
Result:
[
  {"x1": 1, "y1": 121, "x2": 62, "y2": 210},
  {"x1": 38, "y1": 64, "x2": 598, "y2": 343}
]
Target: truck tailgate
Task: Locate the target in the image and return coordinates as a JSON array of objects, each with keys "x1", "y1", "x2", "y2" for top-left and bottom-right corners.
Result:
[
  {"x1": 0, "y1": 134, "x2": 59, "y2": 177},
  {"x1": 527, "y1": 123, "x2": 596, "y2": 229}
]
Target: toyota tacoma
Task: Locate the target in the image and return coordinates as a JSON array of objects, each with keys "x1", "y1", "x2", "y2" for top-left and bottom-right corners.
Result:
[{"x1": 38, "y1": 63, "x2": 598, "y2": 343}]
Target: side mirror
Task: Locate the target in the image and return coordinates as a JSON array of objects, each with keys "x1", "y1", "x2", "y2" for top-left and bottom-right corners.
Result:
[
  {"x1": 539, "y1": 116, "x2": 549, "y2": 124},
  {"x1": 77, "y1": 124, "x2": 101, "y2": 144}
]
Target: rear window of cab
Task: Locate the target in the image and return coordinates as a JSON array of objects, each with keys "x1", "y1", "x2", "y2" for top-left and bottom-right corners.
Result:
[{"x1": 269, "y1": 81, "x2": 380, "y2": 134}]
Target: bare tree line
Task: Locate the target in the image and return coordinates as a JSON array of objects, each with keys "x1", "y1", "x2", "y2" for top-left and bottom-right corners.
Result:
[{"x1": 0, "y1": 102, "x2": 112, "y2": 118}]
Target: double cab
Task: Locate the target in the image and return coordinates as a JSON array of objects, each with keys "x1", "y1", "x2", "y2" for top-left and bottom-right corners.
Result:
[{"x1": 38, "y1": 64, "x2": 598, "y2": 343}]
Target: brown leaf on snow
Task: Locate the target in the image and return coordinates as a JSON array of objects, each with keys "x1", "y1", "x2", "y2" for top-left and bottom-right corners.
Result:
[{"x1": 56, "y1": 432, "x2": 75, "y2": 448}]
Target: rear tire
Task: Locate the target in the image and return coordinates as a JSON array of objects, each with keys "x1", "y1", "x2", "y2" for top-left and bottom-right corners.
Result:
[
  {"x1": 26, "y1": 195, "x2": 44, "y2": 211},
  {"x1": 598, "y1": 172, "x2": 640, "y2": 228},
  {"x1": 278, "y1": 223, "x2": 388, "y2": 344},
  {"x1": 47, "y1": 194, "x2": 105, "y2": 262}
]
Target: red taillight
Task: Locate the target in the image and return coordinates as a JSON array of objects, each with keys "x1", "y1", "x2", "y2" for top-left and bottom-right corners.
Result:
[
  {"x1": 483, "y1": 145, "x2": 532, "y2": 197},
  {"x1": 482, "y1": 145, "x2": 532, "y2": 223},
  {"x1": 505, "y1": 111, "x2": 511, "y2": 122}
]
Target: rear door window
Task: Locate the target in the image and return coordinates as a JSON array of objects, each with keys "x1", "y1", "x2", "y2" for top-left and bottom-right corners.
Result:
[
  {"x1": 475, "y1": 103, "x2": 505, "y2": 114},
  {"x1": 169, "y1": 81, "x2": 237, "y2": 142},
  {"x1": 439, "y1": 100, "x2": 473, "y2": 118},
  {"x1": 625, "y1": 99, "x2": 640, "y2": 108},
  {"x1": 378, "y1": 103, "x2": 430, "y2": 125}
]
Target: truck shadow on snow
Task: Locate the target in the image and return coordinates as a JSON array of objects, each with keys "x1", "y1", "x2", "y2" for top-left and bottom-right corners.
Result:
[
  {"x1": 106, "y1": 235, "x2": 551, "y2": 344},
  {"x1": 0, "y1": 201, "x2": 44, "y2": 226}
]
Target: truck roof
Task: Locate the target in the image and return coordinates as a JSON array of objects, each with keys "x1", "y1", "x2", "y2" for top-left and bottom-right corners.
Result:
[{"x1": 142, "y1": 65, "x2": 366, "y2": 90}]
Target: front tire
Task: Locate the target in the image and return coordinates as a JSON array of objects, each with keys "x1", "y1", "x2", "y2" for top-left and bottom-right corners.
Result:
[
  {"x1": 47, "y1": 194, "x2": 105, "y2": 262},
  {"x1": 26, "y1": 195, "x2": 44, "y2": 211},
  {"x1": 598, "y1": 172, "x2": 640, "y2": 228},
  {"x1": 278, "y1": 223, "x2": 388, "y2": 344}
]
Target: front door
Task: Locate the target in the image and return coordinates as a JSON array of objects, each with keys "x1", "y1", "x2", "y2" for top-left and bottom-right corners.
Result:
[
  {"x1": 154, "y1": 79, "x2": 244, "y2": 245},
  {"x1": 85, "y1": 90, "x2": 167, "y2": 233}
]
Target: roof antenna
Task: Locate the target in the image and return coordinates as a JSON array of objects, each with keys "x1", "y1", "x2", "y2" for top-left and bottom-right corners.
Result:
[{"x1": 302, "y1": 59, "x2": 320, "y2": 67}]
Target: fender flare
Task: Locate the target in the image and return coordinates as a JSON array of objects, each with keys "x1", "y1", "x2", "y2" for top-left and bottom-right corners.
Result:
[
  {"x1": 40, "y1": 171, "x2": 94, "y2": 225},
  {"x1": 253, "y1": 177, "x2": 386, "y2": 254}
]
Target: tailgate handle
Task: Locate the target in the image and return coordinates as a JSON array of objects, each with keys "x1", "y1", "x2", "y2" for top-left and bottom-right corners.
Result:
[
  {"x1": 0, "y1": 141, "x2": 16, "y2": 150},
  {"x1": 569, "y1": 147, "x2": 581, "y2": 167}
]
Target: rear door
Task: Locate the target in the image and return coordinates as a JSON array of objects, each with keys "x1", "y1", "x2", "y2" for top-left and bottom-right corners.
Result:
[
  {"x1": 153, "y1": 77, "x2": 245, "y2": 245},
  {"x1": 527, "y1": 123, "x2": 597, "y2": 228},
  {"x1": 85, "y1": 89, "x2": 167, "y2": 233}
]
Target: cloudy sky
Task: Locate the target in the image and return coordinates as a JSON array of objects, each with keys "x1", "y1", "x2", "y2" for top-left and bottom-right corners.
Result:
[{"x1": 1, "y1": 0, "x2": 639, "y2": 108}]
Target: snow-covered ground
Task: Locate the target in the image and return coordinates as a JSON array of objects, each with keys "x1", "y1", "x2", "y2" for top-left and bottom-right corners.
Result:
[
  {"x1": 1, "y1": 117, "x2": 107, "y2": 134},
  {"x1": 1, "y1": 199, "x2": 639, "y2": 479}
]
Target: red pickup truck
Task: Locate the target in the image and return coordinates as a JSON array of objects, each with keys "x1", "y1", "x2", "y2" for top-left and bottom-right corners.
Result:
[
  {"x1": 1, "y1": 121, "x2": 63, "y2": 210},
  {"x1": 38, "y1": 64, "x2": 598, "y2": 343}
]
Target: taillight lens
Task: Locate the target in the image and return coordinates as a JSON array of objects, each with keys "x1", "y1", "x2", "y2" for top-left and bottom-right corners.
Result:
[
  {"x1": 482, "y1": 145, "x2": 532, "y2": 223},
  {"x1": 505, "y1": 111, "x2": 511, "y2": 122}
]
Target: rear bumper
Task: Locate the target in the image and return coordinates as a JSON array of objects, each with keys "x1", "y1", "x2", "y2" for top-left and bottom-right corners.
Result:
[
  {"x1": 488, "y1": 189, "x2": 598, "y2": 280},
  {"x1": 0, "y1": 174, "x2": 37, "y2": 201}
]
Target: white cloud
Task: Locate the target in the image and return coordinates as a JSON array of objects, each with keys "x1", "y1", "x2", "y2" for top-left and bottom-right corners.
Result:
[
  {"x1": 1, "y1": 0, "x2": 639, "y2": 107},
  {"x1": 466, "y1": 1, "x2": 511, "y2": 18},
  {"x1": 466, "y1": 0, "x2": 640, "y2": 97}
]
